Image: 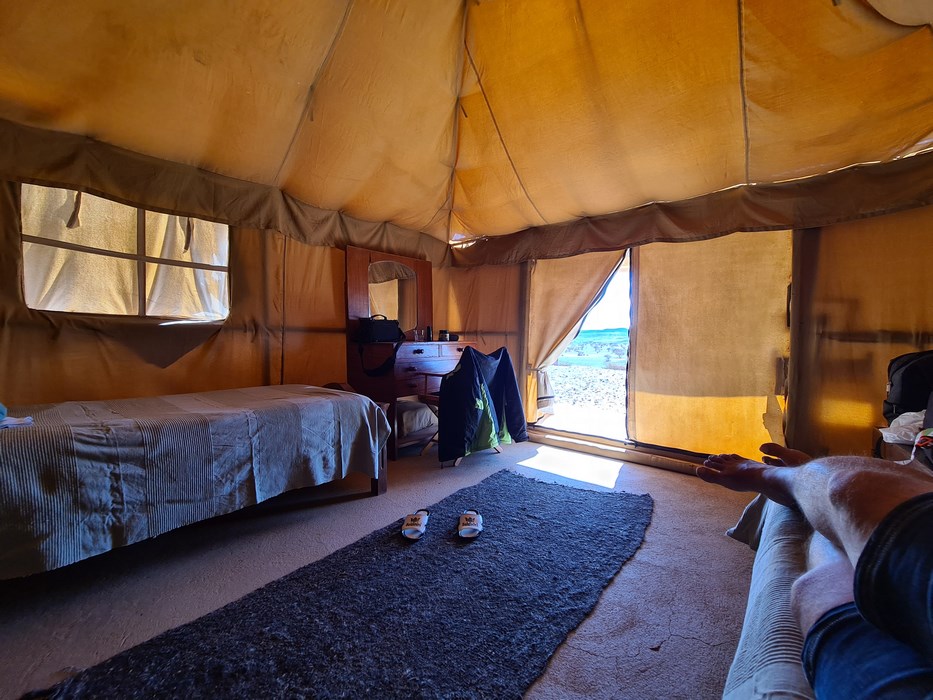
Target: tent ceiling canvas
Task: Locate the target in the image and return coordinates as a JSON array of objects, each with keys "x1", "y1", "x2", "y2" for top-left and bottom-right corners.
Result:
[{"x1": 0, "y1": 0, "x2": 931, "y2": 264}]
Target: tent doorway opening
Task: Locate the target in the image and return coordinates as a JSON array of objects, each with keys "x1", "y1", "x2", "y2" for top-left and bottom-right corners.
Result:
[{"x1": 537, "y1": 259, "x2": 630, "y2": 441}]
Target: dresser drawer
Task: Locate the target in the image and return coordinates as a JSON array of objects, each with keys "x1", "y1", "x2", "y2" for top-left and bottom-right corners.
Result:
[
  {"x1": 398, "y1": 343, "x2": 440, "y2": 360},
  {"x1": 393, "y1": 376, "x2": 427, "y2": 397},
  {"x1": 394, "y1": 358, "x2": 456, "y2": 377},
  {"x1": 424, "y1": 374, "x2": 444, "y2": 395},
  {"x1": 347, "y1": 341, "x2": 478, "y2": 401},
  {"x1": 439, "y1": 342, "x2": 475, "y2": 359}
]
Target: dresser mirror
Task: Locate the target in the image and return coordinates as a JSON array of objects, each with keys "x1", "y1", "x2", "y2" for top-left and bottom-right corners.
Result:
[
  {"x1": 368, "y1": 260, "x2": 417, "y2": 332},
  {"x1": 345, "y1": 245, "x2": 432, "y2": 342}
]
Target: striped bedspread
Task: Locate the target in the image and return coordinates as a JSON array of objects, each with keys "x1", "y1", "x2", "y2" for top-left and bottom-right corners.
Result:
[
  {"x1": 722, "y1": 497, "x2": 815, "y2": 699},
  {"x1": 0, "y1": 385, "x2": 390, "y2": 580}
]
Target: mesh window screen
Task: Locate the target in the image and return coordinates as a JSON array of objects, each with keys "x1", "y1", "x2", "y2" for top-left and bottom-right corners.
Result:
[
  {"x1": 21, "y1": 185, "x2": 229, "y2": 320},
  {"x1": 23, "y1": 242, "x2": 137, "y2": 315}
]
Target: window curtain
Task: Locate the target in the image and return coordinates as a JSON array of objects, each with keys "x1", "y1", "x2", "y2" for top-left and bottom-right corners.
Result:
[
  {"x1": 21, "y1": 186, "x2": 229, "y2": 320},
  {"x1": 525, "y1": 250, "x2": 626, "y2": 424},
  {"x1": 145, "y1": 213, "x2": 229, "y2": 320},
  {"x1": 629, "y1": 231, "x2": 792, "y2": 457},
  {"x1": 21, "y1": 187, "x2": 138, "y2": 314},
  {"x1": 786, "y1": 204, "x2": 933, "y2": 457}
]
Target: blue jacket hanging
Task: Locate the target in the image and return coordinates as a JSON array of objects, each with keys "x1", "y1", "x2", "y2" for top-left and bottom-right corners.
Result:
[{"x1": 437, "y1": 346, "x2": 528, "y2": 463}]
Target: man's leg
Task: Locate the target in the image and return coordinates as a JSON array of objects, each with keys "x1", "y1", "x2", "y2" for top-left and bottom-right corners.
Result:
[
  {"x1": 759, "y1": 442, "x2": 811, "y2": 467},
  {"x1": 800, "y1": 601, "x2": 933, "y2": 698},
  {"x1": 791, "y1": 533, "x2": 854, "y2": 635},
  {"x1": 700, "y1": 451, "x2": 933, "y2": 664},
  {"x1": 697, "y1": 453, "x2": 933, "y2": 567},
  {"x1": 790, "y1": 533, "x2": 933, "y2": 698},
  {"x1": 852, "y1": 491, "x2": 933, "y2": 661}
]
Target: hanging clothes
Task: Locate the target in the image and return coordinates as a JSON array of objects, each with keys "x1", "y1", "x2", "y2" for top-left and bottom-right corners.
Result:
[{"x1": 438, "y1": 346, "x2": 528, "y2": 463}]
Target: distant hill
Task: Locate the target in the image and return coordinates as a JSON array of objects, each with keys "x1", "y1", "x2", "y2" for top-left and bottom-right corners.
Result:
[
  {"x1": 557, "y1": 327, "x2": 629, "y2": 369},
  {"x1": 574, "y1": 328, "x2": 629, "y2": 344}
]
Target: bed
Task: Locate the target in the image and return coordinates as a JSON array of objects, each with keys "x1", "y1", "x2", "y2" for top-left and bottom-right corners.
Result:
[
  {"x1": 0, "y1": 384, "x2": 390, "y2": 580},
  {"x1": 721, "y1": 496, "x2": 815, "y2": 699},
  {"x1": 723, "y1": 436, "x2": 933, "y2": 698}
]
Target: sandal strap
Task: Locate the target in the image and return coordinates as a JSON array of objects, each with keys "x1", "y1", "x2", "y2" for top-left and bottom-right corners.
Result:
[
  {"x1": 458, "y1": 511, "x2": 483, "y2": 536},
  {"x1": 403, "y1": 513, "x2": 427, "y2": 528},
  {"x1": 459, "y1": 513, "x2": 481, "y2": 527}
]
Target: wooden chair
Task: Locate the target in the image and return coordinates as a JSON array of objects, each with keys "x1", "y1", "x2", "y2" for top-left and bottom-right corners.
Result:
[
  {"x1": 417, "y1": 374, "x2": 465, "y2": 467},
  {"x1": 418, "y1": 369, "x2": 501, "y2": 467}
]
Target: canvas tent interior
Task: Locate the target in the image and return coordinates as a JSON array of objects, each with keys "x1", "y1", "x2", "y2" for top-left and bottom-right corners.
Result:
[{"x1": 1, "y1": 0, "x2": 932, "y2": 460}]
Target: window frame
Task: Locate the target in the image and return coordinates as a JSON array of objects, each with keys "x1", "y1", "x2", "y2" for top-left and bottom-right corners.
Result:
[{"x1": 20, "y1": 187, "x2": 231, "y2": 321}]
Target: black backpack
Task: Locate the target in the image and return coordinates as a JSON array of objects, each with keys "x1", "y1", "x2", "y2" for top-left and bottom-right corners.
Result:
[{"x1": 883, "y1": 350, "x2": 933, "y2": 424}]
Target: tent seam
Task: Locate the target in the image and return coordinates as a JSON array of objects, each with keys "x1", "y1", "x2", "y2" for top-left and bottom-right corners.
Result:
[
  {"x1": 463, "y1": 44, "x2": 547, "y2": 226},
  {"x1": 737, "y1": 0, "x2": 751, "y2": 184},
  {"x1": 436, "y1": 0, "x2": 470, "y2": 242},
  {"x1": 280, "y1": 235, "x2": 287, "y2": 385},
  {"x1": 272, "y1": 1, "x2": 356, "y2": 187}
]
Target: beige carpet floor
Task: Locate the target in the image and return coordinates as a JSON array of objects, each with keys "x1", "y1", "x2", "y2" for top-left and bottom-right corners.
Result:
[{"x1": 0, "y1": 441, "x2": 755, "y2": 700}]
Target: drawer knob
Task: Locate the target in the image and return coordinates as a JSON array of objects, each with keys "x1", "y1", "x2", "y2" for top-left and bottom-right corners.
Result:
[
  {"x1": 404, "y1": 366, "x2": 417, "y2": 372},
  {"x1": 413, "y1": 348, "x2": 425, "y2": 355},
  {"x1": 457, "y1": 347, "x2": 464, "y2": 353}
]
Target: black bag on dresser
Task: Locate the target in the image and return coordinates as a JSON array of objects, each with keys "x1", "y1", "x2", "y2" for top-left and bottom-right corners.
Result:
[
  {"x1": 883, "y1": 350, "x2": 933, "y2": 424},
  {"x1": 357, "y1": 314, "x2": 404, "y2": 343},
  {"x1": 357, "y1": 315, "x2": 405, "y2": 377}
]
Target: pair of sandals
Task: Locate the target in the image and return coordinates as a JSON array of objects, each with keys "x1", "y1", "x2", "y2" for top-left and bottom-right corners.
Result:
[{"x1": 401, "y1": 509, "x2": 483, "y2": 540}]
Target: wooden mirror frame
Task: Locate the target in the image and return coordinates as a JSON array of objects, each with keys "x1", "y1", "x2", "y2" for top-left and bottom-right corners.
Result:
[{"x1": 345, "y1": 245, "x2": 432, "y2": 342}]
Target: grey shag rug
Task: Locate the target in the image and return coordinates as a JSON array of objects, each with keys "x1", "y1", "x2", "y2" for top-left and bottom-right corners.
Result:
[{"x1": 28, "y1": 470, "x2": 653, "y2": 699}]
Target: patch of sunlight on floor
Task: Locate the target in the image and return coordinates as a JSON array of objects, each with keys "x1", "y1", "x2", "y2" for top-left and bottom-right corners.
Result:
[
  {"x1": 517, "y1": 445, "x2": 623, "y2": 489},
  {"x1": 537, "y1": 402, "x2": 628, "y2": 442}
]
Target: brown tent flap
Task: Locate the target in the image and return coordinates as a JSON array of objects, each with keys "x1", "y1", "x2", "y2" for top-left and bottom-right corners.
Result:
[
  {"x1": 0, "y1": 0, "x2": 931, "y2": 265},
  {"x1": 0, "y1": 119, "x2": 451, "y2": 266},
  {"x1": 451, "y1": 149, "x2": 933, "y2": 265}
]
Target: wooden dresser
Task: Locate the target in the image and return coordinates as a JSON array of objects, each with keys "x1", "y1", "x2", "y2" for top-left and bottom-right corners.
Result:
[
  {"x1": 345, "y1": 245, "x2": 477, "y2": 459},
  {"x1": 348, "y1": 340, "x2": 476, "y2": 459}
]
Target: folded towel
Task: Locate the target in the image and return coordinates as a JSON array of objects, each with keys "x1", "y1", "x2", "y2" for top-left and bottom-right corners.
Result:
[{"x1": 0, "y1": 416, "x2": 33, "y2": 429}]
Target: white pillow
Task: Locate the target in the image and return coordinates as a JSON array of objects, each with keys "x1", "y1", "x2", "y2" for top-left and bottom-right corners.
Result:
[{"x1": 397, "y1": 400, "x2": 437, "y2": 436}]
